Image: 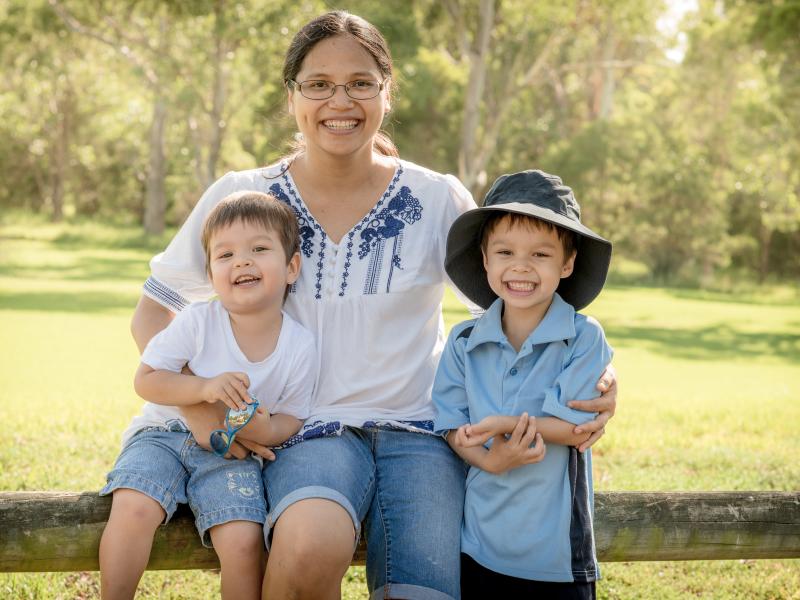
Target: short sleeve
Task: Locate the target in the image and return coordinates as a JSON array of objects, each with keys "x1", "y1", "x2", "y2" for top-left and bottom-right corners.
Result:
[
  {"x1": 432, "y1": 322, "x2": 474, "y2": 434},
  {"x1": 541, "y1": 317, "x2": 613, "y2": 425},
  {"x1": 140, "y1": 306, "x2": 202, "y2": 372},
  {"x1": 271, "y1": 329, "x2": 318, "y2": 420},
  {"x1": 144, "y1": 172, "x2": 242, "y2": 311}
]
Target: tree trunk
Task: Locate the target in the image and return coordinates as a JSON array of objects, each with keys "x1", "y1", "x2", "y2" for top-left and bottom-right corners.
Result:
[
  {"x1": 457, "y1": 0, "x2": 494, "y2": 193},
  {"x1": 204, "y1": 0, "x2": 227, "y2": 189},
  {"x1": 144, "y1": 94, "x2": 167, "y2": 235},
  {"x1": 758, "y1": 220, "x2": 772, "y2": 283},
  {"x1": 50, "y1": 86, "x2": 73, "y2": 222}
]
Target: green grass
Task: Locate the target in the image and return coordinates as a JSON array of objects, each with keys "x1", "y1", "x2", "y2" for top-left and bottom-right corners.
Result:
[{"x1": 1, "y1": 217, "x2": 799, "y2": 599}]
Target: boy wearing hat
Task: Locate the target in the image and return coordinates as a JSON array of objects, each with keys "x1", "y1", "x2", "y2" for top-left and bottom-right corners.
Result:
[{"x1": 433, "y1": 170, "x2": 613, "y2": 599}]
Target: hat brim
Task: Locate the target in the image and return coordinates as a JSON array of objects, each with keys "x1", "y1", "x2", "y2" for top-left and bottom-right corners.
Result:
[{"x1": 445, "y1": 204, "x2": 612, "y2": 311}]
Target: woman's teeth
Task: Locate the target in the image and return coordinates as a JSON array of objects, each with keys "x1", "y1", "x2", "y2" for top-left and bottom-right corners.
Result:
[{"x1": 323, "y1": 120, "x2": 358, "y2": 130}]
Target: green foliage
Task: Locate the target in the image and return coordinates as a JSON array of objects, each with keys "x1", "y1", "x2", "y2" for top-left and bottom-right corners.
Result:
[{"x1": 1, "y1": 0, "x2": 799, "y2": 280}]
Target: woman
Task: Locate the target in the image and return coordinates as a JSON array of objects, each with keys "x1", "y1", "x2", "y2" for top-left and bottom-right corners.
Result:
[{"x1": 131, "y1": 11, "x2": 616, "y2": 600}]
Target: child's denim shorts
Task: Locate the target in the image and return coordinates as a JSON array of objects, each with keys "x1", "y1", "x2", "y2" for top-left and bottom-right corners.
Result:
[{"x1": 100, "y1": 426, "x2": 266, "y2": 547}]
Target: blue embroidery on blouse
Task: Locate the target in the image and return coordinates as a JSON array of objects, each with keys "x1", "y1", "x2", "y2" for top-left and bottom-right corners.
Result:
[
  {"x1": 268, "y1": 183, "x2": 316, "y2": 259},
  {"x1": 362, "y1": 420, "x2": 434, "y2": 432},
  {"x1": 278, "y1": 170, "x2": 328, "y2": 300},
  {"x1": 272, "y1": 420, "x2": 344, "y2": 449},
  {"x1": 340, "y1": 166, "x2": 406, "y2": 296},
  {"x1": 271, "y1": 419, "x2": 435, "y2": 450},
  {"x1": 358, "y1": 185, "x2": 422, "y2": 295}
]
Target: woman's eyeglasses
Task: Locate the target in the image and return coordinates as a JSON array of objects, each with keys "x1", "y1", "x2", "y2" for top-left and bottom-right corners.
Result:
[{"x1": 287, "y1": 78, "x2": 388, "y2": 100}]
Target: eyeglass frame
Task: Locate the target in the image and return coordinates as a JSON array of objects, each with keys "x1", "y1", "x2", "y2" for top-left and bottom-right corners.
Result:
[
  {"x1": 209, "y1": 394, "x2": 260, "y2": 457},
  {"x1": 286, "y1": 77, "x2": 389, "y2": 100}
]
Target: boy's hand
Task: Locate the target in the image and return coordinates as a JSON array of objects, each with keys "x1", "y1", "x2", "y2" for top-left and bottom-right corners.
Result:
[
  {"x1": 483, "y1": 414, "x2": 545, "y2": 474},
  {"x1": 201, "y1": 372, "x2": 251, "y2": 411},
  {"x1": 460, "y1": 414, "x2": 524, "y2": 447}
]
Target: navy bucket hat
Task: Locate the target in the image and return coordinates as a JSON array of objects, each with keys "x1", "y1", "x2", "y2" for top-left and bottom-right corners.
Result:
[{"x1": 445, "y1": 170, "x2": 612, "y2": 311}]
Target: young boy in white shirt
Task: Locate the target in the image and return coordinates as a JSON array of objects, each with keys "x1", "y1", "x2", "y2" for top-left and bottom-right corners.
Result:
[
  {"x1": 434, "y1": 170, "x2": 613, "y2": 599},
  {"x1": 99, "y1": 191, "x2": 317, "y2": 600}
]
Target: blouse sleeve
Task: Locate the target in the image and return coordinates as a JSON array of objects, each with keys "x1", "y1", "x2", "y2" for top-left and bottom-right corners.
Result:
[{"x1": 143, "y1": 172, "x2": 242, "y2": 312}]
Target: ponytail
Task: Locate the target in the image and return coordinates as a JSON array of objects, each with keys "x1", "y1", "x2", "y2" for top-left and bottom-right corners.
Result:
[{"x1": 373, "y1": 130, "x2": 399, "y2": 158}]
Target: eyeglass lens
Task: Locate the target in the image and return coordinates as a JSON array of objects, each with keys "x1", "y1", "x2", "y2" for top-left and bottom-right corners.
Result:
[{"x1": 296, "y1": 80, "x2": 382, "y2": 100}]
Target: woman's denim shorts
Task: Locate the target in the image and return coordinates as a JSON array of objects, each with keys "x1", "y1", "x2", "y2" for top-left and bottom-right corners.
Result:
[
  {"x1": 100, "y1": 427, "x2": 267, "y2": 547},
  {"x1": 263, "y1": 426, "x2": 467, "y2": 600}
]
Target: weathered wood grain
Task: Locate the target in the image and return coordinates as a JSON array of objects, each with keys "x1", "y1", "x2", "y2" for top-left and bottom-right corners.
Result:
[{"x1": 1, "y1": 491, "x2": 798, "y2": 572}]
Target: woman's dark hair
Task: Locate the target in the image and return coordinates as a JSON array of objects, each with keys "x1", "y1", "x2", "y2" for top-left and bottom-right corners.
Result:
[{"x1": 283, "y1": 11, "x2": 398, "y2": 158}]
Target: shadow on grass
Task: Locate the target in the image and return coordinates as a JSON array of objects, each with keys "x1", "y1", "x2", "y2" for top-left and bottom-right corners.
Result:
[
  {"x1": 609, "y1": 323, "x2": 800, "y2": 364},
  {"x1": 51, "y1": 230, "x2": 173, "y2": 253},
  {"x1": 606, "y1": 284, "x2": 800, "y2": 308},
  {"x1": 0, "y1": 290, "x2": 138, "y2": 313},
  {"x1": 0, "y1": 257, "x2": 150, "y2": 283}
]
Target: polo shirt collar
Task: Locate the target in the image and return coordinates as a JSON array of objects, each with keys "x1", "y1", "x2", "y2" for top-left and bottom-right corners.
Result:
[{"x1": 465, "y1": 293, "x2": 576, "y2": 352}]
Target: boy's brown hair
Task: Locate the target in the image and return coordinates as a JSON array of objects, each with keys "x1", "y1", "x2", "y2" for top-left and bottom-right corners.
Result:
[
  {"x1": 480, "y1": 212, "x2": 578, "y2": 261},
  {"x1": 201, "y1": 191, "x2": 300, "y2": 298}
]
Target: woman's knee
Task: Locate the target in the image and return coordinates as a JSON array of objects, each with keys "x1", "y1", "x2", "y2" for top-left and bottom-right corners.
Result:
[{"x1": 270, "y1": 499, "x2": 355, "y2": 571}]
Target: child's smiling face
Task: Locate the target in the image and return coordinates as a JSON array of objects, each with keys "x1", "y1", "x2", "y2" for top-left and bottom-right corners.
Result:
[
  {"x1": 482, "y1": 215, "x2": 576, "y2": 318},
  {"x1": 208, "y1": 219, "x2": 300, "y2": 315}
]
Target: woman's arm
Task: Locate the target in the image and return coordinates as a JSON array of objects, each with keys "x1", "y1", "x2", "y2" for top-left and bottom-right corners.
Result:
[
  {"x1": 237, "y1": 411, "x2": 302, "y2": 448},
  {"x1": 131, "y1": 295, "x2": 174, "y2": 353},
  {"x1": 568, "y1": 364, "x2": 618, "y2": 452}
]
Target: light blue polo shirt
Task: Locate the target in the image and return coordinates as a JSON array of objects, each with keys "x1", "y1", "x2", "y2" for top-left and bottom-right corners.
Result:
[{"x1": 433, "y1": 293, "x2": 613, "y2": 582}]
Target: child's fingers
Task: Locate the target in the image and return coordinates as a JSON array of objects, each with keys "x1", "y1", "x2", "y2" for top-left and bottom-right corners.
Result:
[
  {"x1": 232, "y1": 371, "x2": 251, "y2": 388},
  {"x1": 222, "y1": 383, "x2": 247, "y2": 411},
  {"x1": 508, "y1": 412, "x2": 529, "y2": 445},
  {"x1": 453, "y1": 426, "x2": 468, "y2": 447},
  {"x1": 520, "y1": 416, "x2": 537, "y2": 447},
  {"x1": 524, "y1": 434, "x2": 546, "y2": 463},
  {"x1": 227, "y1": 375, "x2": 252, "y2": 407}
]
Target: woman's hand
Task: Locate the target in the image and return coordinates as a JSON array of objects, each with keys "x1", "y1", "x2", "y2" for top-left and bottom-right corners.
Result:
[
  {"x1": 567, "y1": 364, "x2": 617, "y2": 452},
  {"x1": 236, "y1": 438, "x2": 277, "y2": 462}
]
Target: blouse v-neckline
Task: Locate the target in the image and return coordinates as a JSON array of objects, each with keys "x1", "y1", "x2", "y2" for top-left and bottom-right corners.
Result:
[{"x1": 282, "y1": 160, "x2": 402, "y2": 246}]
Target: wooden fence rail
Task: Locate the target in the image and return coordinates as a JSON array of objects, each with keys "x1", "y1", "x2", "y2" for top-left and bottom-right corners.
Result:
[{"x1": 1, "y1": 491, "x2": 799, "y2": 572}]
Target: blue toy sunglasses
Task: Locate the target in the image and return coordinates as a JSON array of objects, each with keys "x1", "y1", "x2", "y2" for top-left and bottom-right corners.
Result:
[{"x1": 209, "y1": 394, "x2": 259, "y2": 457}]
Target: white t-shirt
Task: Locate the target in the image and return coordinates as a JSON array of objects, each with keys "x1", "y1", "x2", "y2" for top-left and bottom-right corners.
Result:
[
  {"x1": 122, "y1": 300, "x2": 317, "y2": 445},
  {"x1": 144, "y1": 159, "x2": 475, "y2": 428}
]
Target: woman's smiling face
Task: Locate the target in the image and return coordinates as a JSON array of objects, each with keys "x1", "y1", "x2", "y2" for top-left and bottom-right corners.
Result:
[{"x1": 288, "y1": 34, "x2": 390, "y2": 160}]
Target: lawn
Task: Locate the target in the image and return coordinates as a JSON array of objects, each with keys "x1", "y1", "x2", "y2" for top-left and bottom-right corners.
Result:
[{"x1": 1, "y1": 217, "x2": 798, "y2": 599}]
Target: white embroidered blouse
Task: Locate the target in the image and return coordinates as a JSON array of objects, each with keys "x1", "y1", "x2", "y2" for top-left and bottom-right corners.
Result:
[{"x1": 144, "y1": 159, "x2": 476, "y2": 430}]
